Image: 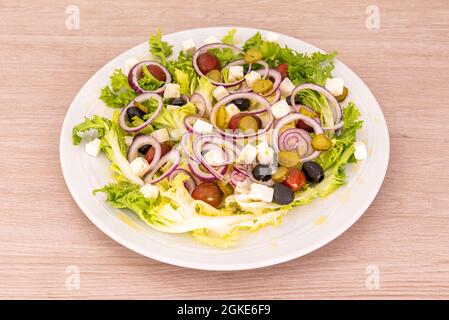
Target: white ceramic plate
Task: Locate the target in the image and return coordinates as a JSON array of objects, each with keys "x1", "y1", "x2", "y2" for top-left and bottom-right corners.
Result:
[{"x1": 60, "y1": 27, "x2": 389, "y2": 271}]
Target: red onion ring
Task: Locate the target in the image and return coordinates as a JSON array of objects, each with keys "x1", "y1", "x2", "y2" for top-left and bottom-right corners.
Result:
[
  {"x1": 119, "y1": 93, "x2": 163, "y2": 133},
  {"x1": 190, "y1": 93, "x2": 206, "y2": 117},
  {"x1": 210, "y1": 92, "x2": 274, "y2": 139},
  {"x1": 192, "y1": 43, "x2": 245, "y2": 87},
  {"x1": 256, "y1": 69, "x2": 282, "y2": 97},
  {"x1": 230, "y1": 168, "x2": 250, "y2": 187},
  {"x1": 278, "y1": 128, "x2": 311, "y2": 157},
  {"x1": 272, "y1": 113, "x2": 324, "y2": 162},
  {"x1": 128, "y1": 61, "x2": 172, "y2": 94},
  {"x1": 188, "y1": 161, "x2": 228, "y2": 182},
  {"x1": 290, "y1": 83, "x2": 343, "y2": 128},
  {"x1": 168, "y1": 168, "x2": 196, "y2": 193},
  {"x1": 143, "y1": 149, "x2": 181, "y2": 184},
  {"x1": 126, "y1": 135, "x2": 161, "y2": 171}
]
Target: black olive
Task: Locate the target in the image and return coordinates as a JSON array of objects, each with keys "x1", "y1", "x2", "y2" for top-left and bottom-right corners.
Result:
[
  {"x1": 252, "y1": 164, "x2": 273, "y2": 182},
  {"x1": 285, "y1": 94, "x2": 303, "y2": 106},
  {"x1": 138, "y1": 144, "x2": 151, "y2": 154},
  {"x1": 170, "y1": 98, "x2": 186, "y2": 106},
  {"x1": 272, "y1": 183, "x2": 294, "y2": 205},
  {"x1": 126, "y1": 106, "x2": 145, "y2": 122},
  {"x1": 302, "y1": 161, "x2": 324, "y2": 183},
  {"x1": 232, "y1": 98, "x2": 251, "y2": 111}
]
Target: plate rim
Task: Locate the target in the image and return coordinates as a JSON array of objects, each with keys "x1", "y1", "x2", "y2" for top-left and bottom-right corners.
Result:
[{"x1": 59, "y1": 26, "x2": 390, "y2": 271}]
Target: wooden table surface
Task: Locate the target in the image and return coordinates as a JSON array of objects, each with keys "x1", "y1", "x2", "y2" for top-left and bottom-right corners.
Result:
[{"x1": 1, "y1": 0, "x2": 449, "y2": 300}]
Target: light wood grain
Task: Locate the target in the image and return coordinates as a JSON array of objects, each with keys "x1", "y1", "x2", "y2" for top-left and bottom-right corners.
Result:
[{"x1": 1, "y1": 0, "x2": 449, "y2": 299}]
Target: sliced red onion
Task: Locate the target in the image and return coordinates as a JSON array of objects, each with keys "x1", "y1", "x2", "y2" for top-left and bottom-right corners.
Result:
[
  {"x1": 230, "y1": 168, "x2": 250, "y2": 187},
  {"x1": 256, "y1": 69, "x2": 282, "y2": 97},
  {"x1": 290, "y1": 83, "x2": 342, "y2": 127},
  {"x1": 143, "y1": 150, "x2": 180, "y2": 184},
  {"x1": 210, "y1": 92, "x2": 273, "y2": 139},
  {"x1": 188, "y1": 161, "x2": 228, "y2": 182},
  {"x1": 254, "y1": 60, "x2": 270, "y2": 79},
  {"x1": 272, "y1": 113, "x2": 324, "y2": 162},
  {"x1": 119, "y1": 93, "x2": 163, "y2": 133},
  {"x1": 168, "y1": 168, "x2": 196, "y2": 193},
  {"x1": 279, "y1": 128, "x2": 311, "y2": 157},
  {"x1": 126, "y1": 135, "x2": 161, "y2": 170},
  {"x1": 192, "y1": 43, "x2": 244, "y2": 87},
  {"x1": 190, "y1": 93, "x2": 206, "y2": 117},
  {"x1": 128, "y1": 61, "x2": 171, "y2": 94}
]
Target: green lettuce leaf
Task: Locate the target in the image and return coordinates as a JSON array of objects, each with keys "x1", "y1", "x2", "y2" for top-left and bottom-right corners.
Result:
[
  {"x1": 167, "y1": 51, "x2": 198, "y2": 95},
  {"x1": 100, "y1": 69, "x2": 136, "y2": 108},
  {"x1": 152, "y1": 102, "x2": 197, "y2": 140},
  {"x1": 148, "y1": 29, "x2": 173, "y2": 66},
  {"x1": 196, "y1": 76, "x2": 216, "y2": 106},
  {"x1": 299, "y1": 89, "x2": 335, "y2": 136},
  {"x1": 221, "y1": 28, "x2": 237, "y2": 45},
  {"x1": 242, "y1": 32, "x2": 262, "y2": 51},
  {"x1": 72, "y1": 116, "x2": 143, "y2": 185}
]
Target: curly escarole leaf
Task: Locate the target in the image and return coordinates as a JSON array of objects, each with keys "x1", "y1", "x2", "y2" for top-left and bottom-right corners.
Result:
[
  {"x1": 95, "y1": 174, "x2": 287, "y2": 248},
  {"x1": 100, "y1": 69, "x2": 136, "y2": 109},
  {"x1": 148, "y1": 29, "x2": 173, "y2": 66},
  {"x1": 72, "y1": 116, "x2": 143, "y2": 185}
]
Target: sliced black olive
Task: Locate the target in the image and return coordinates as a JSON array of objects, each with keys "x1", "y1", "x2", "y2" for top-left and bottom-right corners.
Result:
[
  {"x1": 273, "y1": 183, "x2": 294, "y2": 205},
  {"x1": 170, "y1": 98, "x2": 186, "y2": 106},
  {"x1": 252, "y1": 164, "x2": 273, "y2": 182},
  {"x1": 302, "y1": 161, "x2": 324, "y2": 183},
  {"x1": 126, "y1": 106, "x2": 145, "y2": 122},
  {"x1": 285, "y1": 94, "x2": 303, "y2": 106},
  {"x1": 232, "y1": 98, "x2": 251, "y2": 111},
  {"x1": 138, "y1": 144, "x2": 151, "y2": 154}
]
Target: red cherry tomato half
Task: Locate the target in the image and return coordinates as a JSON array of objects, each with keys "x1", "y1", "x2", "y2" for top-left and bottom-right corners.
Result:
[
  {"x1": 283, "y1": 168, "x2": 306, "y2": 192},
  {"x1": 145, "y1": 143, "x2": 171, "y2": 164},
  {"x1": 197, "y1": 52, "x2": 221, "y2": 75},
  {"x1": 275, "y1": 63, "x2": 289, "y2": 80},
  {"x1": 145, "y1": 65, "x2": 166, "y2": 82},
  {"x1": 191, "y1": 182, "x2": 224, "y2": 207}
]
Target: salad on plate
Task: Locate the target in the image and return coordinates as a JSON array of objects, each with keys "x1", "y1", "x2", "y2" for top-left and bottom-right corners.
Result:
[{"x1": 72, "y1": 29, "x2": 366, "y2": 247}]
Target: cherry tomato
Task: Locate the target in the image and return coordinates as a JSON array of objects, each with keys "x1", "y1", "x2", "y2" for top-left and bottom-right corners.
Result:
[
  {"x1": 145, "y1": 65, "x2": 166, "y2": 82},
  {"x1": 283, "y1": 168, "x2": 306, "y2": 192},
  {"x1": 296, "y1": 119, "x2": 314, "y2": 132},
  {"x1": 275, "y1": 63, "x2": 289, "y2": 80},
  {"x1": 145, "y1": 143, "x2": 171, "y2": 164},
  {"x1": 197, "y1": 52, "x2": 221, "y2": 75},
  {"x1": 191, "y1": 182, "x2": 224, "y2": 207},
  {"x1": 227, "y1": 113, "x2": 262, "y2": 130}
]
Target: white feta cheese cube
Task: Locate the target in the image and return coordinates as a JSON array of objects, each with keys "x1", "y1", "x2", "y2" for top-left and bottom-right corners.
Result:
[
  {"x1": 85, "y1": 138, "x2": 101, "y2": 157},
  {"x1": 271, "y1": 99, "x2": 291, "y2": 119},
  {"x1": 225, "y1": 103, "x2": 240, "y2": 119},
  {"x1": 182, "y1": 38, "x2": 196, "y2": 55},
  {"x1": 279, "y1": 77, "x2": 295, "y2": 96},
  {"x1": 257, "y1": 141, "x2": 275, "y2": 165},
  {"x1": 212, "y1": 86, "x2": 229, "y2": 101},
  {"x1": 248, "y1": 183, "x2": 274, "y2": 202},
  {"x1": 236, "y1": 143, "x2": 258, "y2": 164},
  {"x1": 192, "y1": 119, "x2": 213, "y2": 134},
  {"x1": 204, "y1": 35, "x2": 219, "y2": 44},
  {"x1": 234, "y1": 180, "x2": 251, "y2": 195},
  {"x1": 163, "y1": 83, "x2": 181, "y2": 99},
  {"x1": 140, "y1": 184, "x2": 159, "y2": 199},
  {"x1": 228, "y1": 66, "x2": 244, "y2": 82},
  {"x1": 204, "y1": 149, "x2": 225, "y2": 166},
  {"x1": 124, "y1": 136, "x2": 134, "y2": 147},
  {"x1": 266, "y1": 32, "x2": 279, "y2": 42},
  {"x1": 170, "y1": 128, "x2": 185, "y2": 141},
  {"x1": 354, "y1": 141, "x2": 368, "y2": 160},
  {"x1": 150, "y1": 128, "x2": 170, "y2": 143},
  {"x1": 244, "y1": 70, "x2": 261, "y2": 88},
  {"x1": 324, "y1": 77, "x2": 344, "y2": 97},
  {"x1": 130, "y1": 157, "x2": 150, "y2": 177}
]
